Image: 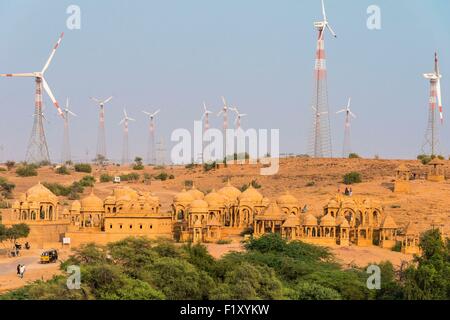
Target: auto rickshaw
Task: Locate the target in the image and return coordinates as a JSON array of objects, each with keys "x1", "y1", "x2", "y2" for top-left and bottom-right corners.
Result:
[{"x1": 40, "y1": 249, "x2": 58, "y2": 264}]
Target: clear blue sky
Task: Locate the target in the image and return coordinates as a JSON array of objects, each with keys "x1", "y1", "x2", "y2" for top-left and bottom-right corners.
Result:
[{"x1": 0, "y1": 0, "x2": 448, "y2": 162}]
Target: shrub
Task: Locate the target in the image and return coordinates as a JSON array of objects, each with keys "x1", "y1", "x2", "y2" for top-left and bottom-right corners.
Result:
[
  {"x1": 306, "y1": 181, "x2": 315, "y2": 187},
  {"x1": 348, "y1": 153, "x2": 360, "y2": 159},
  {"x1": 417, "y1": 154, "x2": 432, "y2": 165},
  {"x1": 0, "y1": 167, "x2": 6, "y2": 172},
  {"x1": 16, "y1": 165, "x2": 38, "y2": 177},
  {"x1": 154, "y1": 172, "x2": 168, "y2": 181},
  {"x1": 120, "y1": 173, "x2": 140, "y2": 182},
  {"x1": 79, "y1": 175, "x2": 96, "y2": 187},
  {"x1": 203, "y1": 162, "x2": 216, "y2": 172},
  {"x1": 56, "y1": 166, "x2": 70, "y2": 175},
  {"x1": 184, "y1": 180, "x2": 193, "y2": 188},
  {"x1": 100, "y1": 174, "x2": 113, "y2": 183},
  {"x1": 169, "y1": 174, "x2": 175, "y2": 180},
  {"x1": 0, "y1": 177, "x2": 15, "y2": 199},
  {"x1": 185, "y1": 163, "x2": 195, "y2": 169},
  {"x1": 216, "y1": 239, "x2": 232, "y2": 245},
  {"x1": 240, "y1": 180, "x2": 261, "y2": 192},
  {"x1": 74, "y1": 163, "x2": 92, "y2": 173},
  {"x1": 43, "y1": 182, "x2": 71, "y2": 196},
  {"x1": 343, "y1": 172, "x2": 362, "y2": 185}
]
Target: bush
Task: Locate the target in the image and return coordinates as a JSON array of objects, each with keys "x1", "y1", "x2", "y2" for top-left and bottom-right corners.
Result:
[
  {"x1": 343, "y1": 172, "x2": 362, "y2": 185},
  {"x1": 305, "y1": 181, "x2": 315, "y2": 187},
  {"x1": 43, "y1": 182, "x2": 71, "y2": 196},
  {"x1": 79, "y1": 175, "x2": 96, "y2": 187},
  {"x1": 216, "y1": 239, "x2": 232, "y2": 245},
  {"x1": 154, "y1": 172, "x2": 168, "y2": 181},
  {"x1": 348, "y1": 153, "x2": 360, "y2": 159},
  {"x1": 240, "y1": 180, "x2": 261, "y2": 192},
  {"x1": 203, "y1": 162, "x2": 216, "y2": 172},
  {"x1": 0, "y1": 177, "x2": 15, "y2": 199},
  {"x1": 74, "y1": 163, "x2": 92, "y2": 173},
  {"x1": 100, "y1": 174, "x2": 113, "y2": 183},
  {"x1": 184, "y1": 180, "x2": 193, "y2": 188},
  {"x1": 185, "y1": 163, "x2": 196, "y2": 169},
  {"x1": 16, "y1": 165, "x2": 38, "y2": 177},
  {"x1": 120, "y1": 173, "x2": 140, "y2": 182},
  {"x1": 56, "y1": 166, "x2": 70, "y2": 175},
  {"x1": 417, "y1": 154, "x2": 432, "y2": 165}
]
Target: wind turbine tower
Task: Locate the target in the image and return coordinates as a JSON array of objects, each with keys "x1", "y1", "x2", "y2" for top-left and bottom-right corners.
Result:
[
  {"x1": 61, "y1": 98, "x2": 77, "y2": 164},
  {"x1": 201, "y1": 102, "x2": 213, "y2": 163},
  {"x1": 308, "y1": 0, "x2": 336, "y2": 158},
  {"x1": 0, "y1": 33, "x2": 65, "y2": 163},
  {"x1": 336, "y1": 98, "x2": 356, "y2": 158},
  {"x1": 422, "y1": 52, "x2": 444, "y2": 156},
  {"x1": 91, "y1": 96, "x2": 113, "y2": 159},
  {"x1": 119, "y1": 109, "x2": 136, "y2": 165},
  {"x1": 143, "y1": 109, "x2": 160, "y2": 164},
  {"x1": 218, "y1": 96, "x2": 230, "y2": 158}
]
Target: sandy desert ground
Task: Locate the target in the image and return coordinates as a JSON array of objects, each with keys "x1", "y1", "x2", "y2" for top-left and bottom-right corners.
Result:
[{"x1": 1, "y1": 157, "x2": 449, "y2": 292}]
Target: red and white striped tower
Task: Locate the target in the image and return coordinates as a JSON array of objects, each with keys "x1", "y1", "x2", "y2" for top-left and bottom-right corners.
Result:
[
  {"x1": 91, "y1": 96, "x2": 113, "y2": 161},
  {"x1": 120, "y1": 109, "x2": 135, "y2": 165},
  {"x1": 218, "y1": 97, "x2": 230, "y2": 159},
  {"x1": 143, "y1": 109, "x2": 160, "y2": 164},
  {"x1": 61, "y1": 98, "x2": 77, "y2": 164},
  {"x1": 308, "y1": 0, "x2": 336, "y2": 158},
  {"x1": 422, "y1": 53, "x2": 443, "y2": 156}
]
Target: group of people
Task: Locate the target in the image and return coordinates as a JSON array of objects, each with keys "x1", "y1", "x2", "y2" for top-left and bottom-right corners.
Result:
[
  {"x1": 16, "y1": 264, "x2": 26, "y2": 279},
  {"x1": 338, "y1": 187, "x2": 353, "y2": 197}
]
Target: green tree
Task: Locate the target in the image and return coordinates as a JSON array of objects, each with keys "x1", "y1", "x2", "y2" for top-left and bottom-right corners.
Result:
[{"x1": 295, "y1": 281, "x2": 342, "y2": 300}]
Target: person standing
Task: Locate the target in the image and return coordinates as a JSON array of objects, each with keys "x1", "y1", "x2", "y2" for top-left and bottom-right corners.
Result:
[
  {"x1": 19, "y1": 264, "x2": 26, "y2": 279},
  {"x1": 16, "y1": 264, "x2": 21, "y2": 277}
]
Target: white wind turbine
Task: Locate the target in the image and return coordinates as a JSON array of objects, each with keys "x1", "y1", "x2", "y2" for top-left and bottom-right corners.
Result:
[
  {"x1": 90, "y1": 96, "x2": 113, "y2": 160},
  {"x1": 201, "y1": 102, "x2": 213, "y2": 132},
  {"x1": 230, "y1": 107, "x2": 247, "y2": 129},
  {"x1": 0, "y1": 32, "x2": 65, "y2": 163},
  {"x1": 315, "y1": 0, "x2": 337, "y2": 40},
  {"x1": 61, "y1": 98, "x2": 77, "y2": 164},
  {"x1": 119, "y1": 109, "x2": 136, "y2": 165},
  {"x1": 336, "y1": 98, "x2": 356, "y2": 158},
  {"x1": 142, "y1": 109, "x2": 160, "y2": 164}
]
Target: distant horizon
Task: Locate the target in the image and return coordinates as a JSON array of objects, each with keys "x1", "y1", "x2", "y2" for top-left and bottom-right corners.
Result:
[{"x1": 0, "y1": 0, "x2": 448, "y2": 162}]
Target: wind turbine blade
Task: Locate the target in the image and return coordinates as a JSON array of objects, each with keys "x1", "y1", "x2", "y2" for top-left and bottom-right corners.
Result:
[
  {"x1": 326, "y1": 24, "x2": 337, "y2": 38},
  {"x1": 68, "y1": 110, "x2": 77, "y2": 117},
  {"x1": 41, "y1": 77, "x2": 64, "y2": 117},
  {"x1": 128, "y1": 117, "x2": 136, "y2": 122},
  {"x1": 222, "y1": 96, "x2": 227, "y2": 106},
  {"x1": 42, "y1": 32, "x2": 64, "y2": 74},
  {"x1": 103, "y1": 96, "x2": 113, "y2": 104},
  {"x1": 203, "y1": 102, "x2": 207, "y2": 112},
  {"x1": 350, "y1": 112, "x2": 356, "y2": 119},
  {"x1": 0, "y1": 73, "x2": 35, "y2": 77},
  {"x1": 153, "y1": 109, "x2": 160, "y2": 116},
  {"x1": 143, "y1": 111, "x2": 151, "y2": 116},
  {"x1": 217, "y1": 110, "x2": 224, "y2": 116},
  {"x1": 336, "y1": 109, "x2": 346, "y2": 114},
  {"x1": 321, "y1": 0, "x2": 327, "y2": 21},
  {"x1": 119, "y1": 119, "x2": 125, "y2": 125},
  {"x1": 311, "y1": 106, "x2": 317, "y2": 112},
  {"x1": 90, "y1": 97, "x2": 101, "y2": 103},
  {"x1": 66, "y1": 97, "x2": 69, "y2": 110},
  {"x1": 240, "y1": 114, "x2": 247, "y2": 117},
  {"x1": 123, "y1": 109, "x2": 128, "y2": 118},
  {"x1": 347, "y1": 97, "x2": 352, "y2": 108}
]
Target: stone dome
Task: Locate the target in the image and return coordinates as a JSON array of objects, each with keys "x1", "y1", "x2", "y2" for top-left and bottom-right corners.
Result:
[
  {"x1": 189, "y1": 199, "x2": 209, "y2": 213},
  {"x1": 327, "y1": 198, "x2": 340, "y2": 208},
  {"x1": 282, "y1": 214, "x2": 300, "y2": 228},
  {"x1": 339, "y1": 219, "x2": 350, "y2": 228},
  {"x1": 258, "y1": 202, "x2": 285, "y2": 220},
  {"x1": 174, "y1": 189, "x2": 195, "y2": 204},
  {"x1": 218, "y1": 181, "x2": 241, "y2": 201},
  {"x1": 70, "y1": 200, "x2": 81, "y2": 211},
  {"x1": 26, "y1": 182, "x2": 58, "y2": 203},
  {"x1": 303, "y1": 213, "x2": 318, "y2": 226},
  {"x1": 239, "y1": 186, "x2": 263, "y2": 203},
  {"x1": 80, "y1": 191, "x2": 104, "y2": 211},
  {"x1": 204, "y1": 190, "x2": 226, "y2": 206},
  {"x1": 187, "y1": 185, "x2": 204, "y2": 200},
  {"x1": 320, "y1": 214, "x2": 336, "y2": 226},
  {"x1": 381, "y1": 214, "x2": 397, "y2": 229},
  {"x1": 276, "y1": 191, "x2": 298, "y2": 206}
]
